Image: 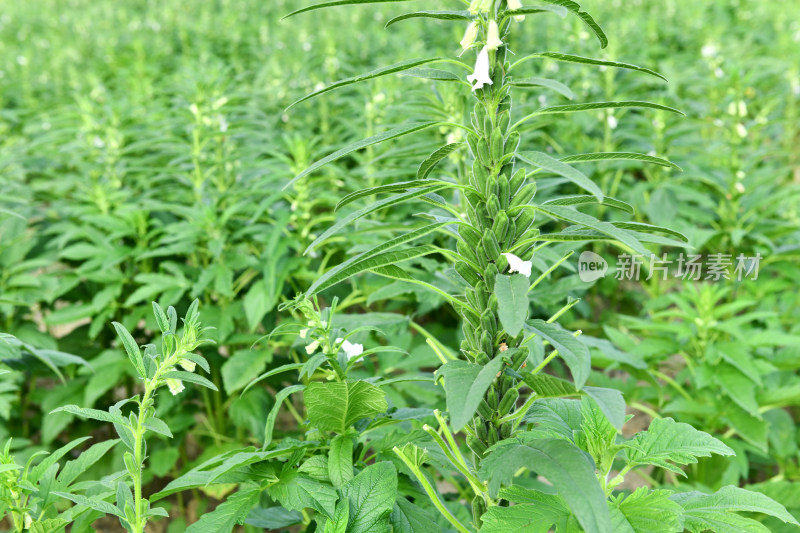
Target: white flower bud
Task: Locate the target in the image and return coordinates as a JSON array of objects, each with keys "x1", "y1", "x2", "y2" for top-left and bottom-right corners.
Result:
[
  {"x1": 336, "y1": 338, "x2": 364, "y2": 362},
  {"x1": 179, "y1": 359, "x2": 196, "y2": 372},
  {"x1": 486, "y1": 20, "x2": 503, "y2": 51},
  {"x1": 166, "y1": 379, "x2": 185, "y2": 395},
  {"x1": 305, "y1": 340, "x2": 320, "y2": 355},
  {"x1": 460, "y1": 21, "x2": 479, "y2": 51}
]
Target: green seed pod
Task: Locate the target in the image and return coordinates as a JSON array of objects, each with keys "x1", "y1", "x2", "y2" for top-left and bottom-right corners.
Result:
[
  {"x1": 498, "y1": 110, "x2": 511, "y2": 134},
  {"x1": 487, "y1": 387, "x2": 499, "y2": 410},
  {"x1": 488, "y1": 293, "x2": 498, "y2": 314},
  {"x1": 500, "y1": 163, "x2": 515, "y2": 178},
  {"x1": 472, "y1": 495, "x2": 487, "y2": 528},
  {"x1": 465, "y1": 288, "x2": 480, "y2": 310},
  {"x1": 500, "y1": 421, "x2": 512, "y2": 439},
  {"x1": 505, "y1": 219, "x2": 516, "y2": 247},
  {"x1": 462, "y1": 323, "x2": 478, "y2": 348},
  {"x1": 509, "y1": 168, "x2": 526, "y2": 194},
  {"x1": 476, "y1": 244, "x2": 489, "y2": 270},
  {"x1": 477, "y1": 204, "x2": 492, "y2": 228},
  {"x1": 486, "y1": 196, "x2": 501, "y2": 218},
  {"x1": 498, "y1": 94, "x2": 512, "y2": 114},
  {"x1": 498, "y1": 388, "x2": 519, "y2": 416},
  {"x1": 500, "y1": 373, "x2": 514, "y2": 393},
  {"x1": 484, "y1": 174, "x2": 498, "y2": 199},
  {"x1": 484, "y1": 263, "x2": 499, "y2": 286},
  {"x1": 510, "y1": 182, "x2": 537, "y2": 209},
  {"x1": 482, "y1": 230, "x2": 501, "y2": 261},
  {"x1": 475, "y1": 281, "x2": 489, "y2": 308},
  {"x1": 488, "y1": 425, "x2": 499, "y2": 446},
  {"x1": 520, "y1": 227, "x2": 540, "y2": 244},
  {"x1": 467, "y1": 133, "x2": 480, "y2": 158},
  {"x1": 481, "y1": 331, "x2": 493, "y2": 355},
  {"x1": 492, "y1": 210, "x2": 509, "y2": 242},
  {"x1": 477, "y1": 139, "x2": 491, "y2": 167},
  {"x1": 511, "y1": 347, "x2": 528, "y2": 369},
  {"x1": 473, "y1": 159, "x2": 489, "y2": 188},
  {"x1": 514, "y1": 208, "x2": 536, "y2": 239},
  {"x1": 476, "y1": 350, "x2": 490, "y2": 365},
  {"x1": 483, "y1": 116, "x2": 493, "y2": 140},
  {"x1": 474, "y1": 103, "x2": 486, "y2": 127},
  {"x1": 498, "y1": 175, "x2": 511, "y2": 210},
  {"x1": 490, "y1": 128, "x2": 504, "y2": 162},
  {"x1": 463, "y1": 310, "x2": 480, "y2": 331},
  {"x1": 505, "y1": 131, "x2": 520, "y2": 156},
  {"x1": 478, "y1": 399, "x2": 493, "y2": 420},
  {"x1": 480, "y1": 309, "x2": 497, "y2": 338},
  {"x1": 456, "y1": 262, "x2": 481, "y2": 287},
  {"x1": 464, "y1": 189, "x2": 482, "y2": 211},
  {"x1": 460, "y1": 224, "x2": 483, "y2": 250},
  {"x1": 457, "y1": 239, "x2": 478, "y2": 265},
  {"x1": 467, "y1": 435, "x2": 488, "y2": 457}
]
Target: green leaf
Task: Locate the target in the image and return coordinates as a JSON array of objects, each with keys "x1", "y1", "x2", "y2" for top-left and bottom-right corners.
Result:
[
  {"x1": 29, "y1": 436, "x2": 93, "y2": 483},
  {"x1": 479, "y1": 437, "x2": 612, "y2": 532},
  {"x1": 625, "y1": 418, "x2": 735, "y2": 475},
  {"x1": 51, "y1": 405, "x2": 128, "y2": 426},
  {"x1": 518, "y1": 151, "x2": 603, "y2": 201},
  {"x1": 284, "y1": 0, "x2": 415, "y2": 19},
  {"x1": 304, "y1": 381, "x2": 388, "y2": 434},
  {"x1": 57, "y1": 439, "x2": 120, "y2": 487},
  {"x1": 542, "y1": 0, "x2": 608, "y2": 47},
  {"x1": 435, "y1": 357, "x2": 507, "y2": 431},
  {"x1": 480, "y1": 501, "x2": 568, "y2": 532},
  {"x1": 610, "y1": 488, "x2": 684, "y2": 533},
  {"x1": 417, "y1": 143, "x2": 465, "y2": 179},
  {"x1": 390, "y1": 497, "x2": 437, "y2": 533},
  {"x1": 325, "y1": 499, "x2": 350, "y2": 533},
  {"x1": 305, "y1": 184, "x2": 449, "y2": 254},
  {"x1": 264, "y1": 384, "x2": 305, "y2": 447},
  {"x1": 534, "y1": 204, "x2": 650, "y2": 256},
  {"x1": 536, "y1": 100, "x2": 684, "y2": 117},
  {"x1": 610, "y1": 221, "x2": 689, "y2": 242},
  {"x1": 560, "y1": 152, "x2": 681, "y2": 170},
  {"x1": 400, "y1": 68, "x2": 461, "y2": 81},
  {"x1": 268, "y1": 471, "x2": 338, "y2": 519},
  {"x1": 52, "y1": 491, "x2": 123, "y2": 518},
  {"x1": 341, "y1": 462, "x2": 397, "y2": 533},
  {"x1": 288, "y1": 58, "x2": 444, "y2": 110},
  {"x1": 369, "y1": 264, "x2": 474, "y2": 314},
  {"x1": 328, "y1": 435, "x2": 354, "y2": 488},
  {"x1": 307, "y1": 223, "x2": 450, "y2": 296},
  {"x1": 162, "y1": 370, "x2": 218, "y2": 391},
  {"x1": 336, "y1": 179, "x2": 454, "y2": 211},
  {"x1": 243, "y1": 362, "x2": 305, "y2": 396},
  {"x1": 515, "y1": 52, "x2": 667, "y2": 82},
  {"x1": 542, "y1": 195, "x2": 633, "y2": 214},
  {"x1": 185, "y1": 486, "x2": 261, "y2": 533},
  {"x1": 523, "y1": 320, "x2": 590, "y2": 388},
  {"x1": 583, "y1": 387, "x2": 625, "y2": 432},
  {"x1": 522, "y1": 373, "x2": 580, "y2": 398},
  {"x1": 243, "y1": 280, "x2": 273, "y2": 332},
  {"x1": 494, "y1": 274, "x2": 530, "y2": 337},
  {"x1": 221, "y1": 349, "x2": 271, "y2": 395},
  {"x1": 511, "y1": 76, "x2": 575, "y2": 99},
  {"x1": 112, "y1": 322, "x2": 146, "y2": 378},
  {"x1": 385, "y1": 10, "x2": 472, "y2": 27},
  {"x1": 671, "y1": 486, "x2": 800, "y2": 532},
  {"x1": 287, "y1": 121, "x2": 441, "y2": 188},
  {"x1": 507, "y1": 5, "x2": 568, "y2": 17}
]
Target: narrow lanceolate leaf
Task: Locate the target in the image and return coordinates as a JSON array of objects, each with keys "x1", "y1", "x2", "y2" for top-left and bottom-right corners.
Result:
[
  {"x1": 162, "y1": 371, "x2": 218, "y2": 391},
  {"x1": 286, "y1": 121, "x2": 441, "y2": 189},
  {"x1": 518, "y1": 151, "x2": 603, "y2": 201},
  {"x1": 52, "y1": 492, "x2": 124, "y2": 517},
  {"x1": 307, "y1": 223, "x2": 449, "y2": 296},
  {"x1": 336, "y1": 179, "x2": 455, "y2": 211},
  {"x1": 185, "y1": 486, "x2": 261, "y2": 533},
  {"x1": 625, "y1": 418, "x2": 734, "y2": 474},
  {"x1": 515, "y1": 52, "x2": 667, "y2": 82},
  {"x1": 264, "y1": 385, "x2": 305, "y2": 448},
  {"x1": 671, "y1": 485, "x2": 800, "y2": 532},
  {"x1": 417, "y1": 143, "x2": 465, "y2": 179},
  {"x1": 284, "y1": 0, "x2": 415, "y2": 19},
  {"x1": 304, "y1": 381, "x2": 388, "y2": 434},
  {"x1": 112, "y1": 322, "x2": 145, "y2": 378},
  {"x1": 479, "y1": 437, "x2": 613, "y2": 532},
  {"x1": 543, "y1": 195, "x2": 634, "y2": 214},
  {"x1": 435, "y1": 357, "x2": 506, "y2": 431},
  {"x1": 369, "y1": 264, "x2": 474, "y2": 314},
  {"x1": 385, "y1": 10, "x2": 472, "y2": 28},
  {"x1": 510, "y1": 77, "x2": 575, "y2": 99},
  {"x1": 400, "y1": 68, "x2": 461, "y2": 81},
  {"x1": 306, "y1": 185, "x2": 448, "y2": 255},
  {"x1": 507, "y1": 5, "x2": 568, "y2": 17},
  {"x1": 494, "y1": 274, "x2": 530, "y2": 337},
  {"x1": 523, "y1": 319, "x2": 590, "y2": 388},
  {"x1": 611, "y1": 221, "x2": 690, "y2": 242},
  {"x1": 534, "y1": 204, "x2": 651, "y2": 256},
  {"x1": 51, "y1": 405, "x2": 128, "y2": 426},
  {"x1": 287, "y1": 58, "x2": 443, "y2": 110},
  {"x1": 542, "y1": 0, "x2": 608, "y2": 48},
  {"x1": 560, "y1": 152, "x2": 681, "y2": 170},
  {"x1": 537, "y1": 101, "x2": 684, "y2": 117}
]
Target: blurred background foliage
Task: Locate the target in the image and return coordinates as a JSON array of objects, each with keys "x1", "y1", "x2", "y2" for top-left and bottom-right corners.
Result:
[{"x1": 1, "y1": 0, "x2": 799, "y2": 530}]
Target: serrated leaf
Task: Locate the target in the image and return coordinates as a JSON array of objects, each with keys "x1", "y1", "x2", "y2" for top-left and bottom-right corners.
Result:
[
  {"x1": 390, "y1": 497, "x2": 437, "y2": 533},
  {"x1": 185, "y1": 486, "x2": 261, "y2": 533},
  {"x1": 626, "y1": 418, "x2": 734, "y2": 475},
  {"x1": 287, "y1": 121, "x2": 441, "y2": 188},
  {"x1": 417, "y1": 143, "x2": 465, "y2": 179},
  {"x1": 523, "y1": 320, "x2": 590, "y2": 388},
  {"x1": 288, "y1": 58, "x2": 443, "y2": 110},
  {"x1": 479, "y1": 437, "x2": 612, "y2": 532},
  {"x1": 610, "y1": 488, "x2": 684, "y2": 533},
  {"x1": 341, "y1": 462, "x2": 397, "y2": 533},
  {"x1": 480, "y1": 501, "x2": 569, "y2": 532},
  {"x1": 494, "y1": 274, "x2": 530, "y2": 337},
  {"x1": 385, "y1": 10, "x2": 471, "y2": 27},
  {"x1": 304, "y1": 381, "x2": 387, "y2": 434},
  {"x1": 560, "y1": 151, "x2": 681, "y2": 170},
  {"x1": 268, "y1": 471, "x2": 338, "y2": 520},
  {"x1": 435, "y1": 357, "x2": 506, "y2": 431},
  {"x1": 671, "y1": 486, "x2": 800, "y2": 533},
  {"x1": 518, "y1": 151, "x2": 603, "y2": 201},
  {"x1": 305, "y1": 185, "x2": 449, "y2": 254},
  {"x1": 325, "y1": 499, "x2": 350, "y2": 533},
  {"x1": 583, "y1": 387, "x2": 625, "y2": 432}
]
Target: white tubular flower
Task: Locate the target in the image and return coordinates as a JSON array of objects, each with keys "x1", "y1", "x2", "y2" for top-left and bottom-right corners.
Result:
[
  {"x1": 467, "y1": 47, "x2": 494, "y2": 92},
  {"x1": 460, "y1": 21, "x2": 479, "y2": 51},
  {"x1": 305, "y1": 340, "x2": 320, "y2": 355},
  {"x1": 486, "y1": 20, "x2": 503, "y2": 51},
  {"x1": 507, "y1": 0, "x2": 525, "y2": 21},
  {"x1": 179, "y1": 359, "x2": 196, "y2": 372},
  {"x1": 299, "y1": 328, "x2": 309, "y2": 339},
  {"x1": 336, "y1": 338, "x2": 365, "y2": 362},
  {"x1": 167, "y1": 378, "x2": 185, "y2": 396},
  {"x1": 503, "y1": 253, "x2": 533, "y2": 277}
]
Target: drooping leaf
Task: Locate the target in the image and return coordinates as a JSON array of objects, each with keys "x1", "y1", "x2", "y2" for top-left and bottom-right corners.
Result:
[
  {"x1": 542, "y1": 0, "x2": 608, "y2": 47},
  {"x1": 304, "y1": 381, "x2": 388, "y2": 434},
  {"x1": 514, "y1": 52, "x2": 667, "y2": 82},
  {"x1": 284, "y1": 0, "x2": 415, "y2": 19},
  {"x1": 417, "y1": 143, "x2": 465, "y2": 179},
  {"x1": 523, "y1": 320, "x2": 590, "y2": 389},
  {"x1": 435, "y1": 357, "x2": 506, "y2": 431},
  {"x1": 264, "y1": 385, "x2": 305, "y2": 448},
  {"x1": 518, "y1": 151, "x2": 603, "y2": 201},
  {"x1": 542, "y1": 195, "x2": 634, "y2": 214},
  {"x1": 494, "y1": 274, "x2": 530, "y2": 337},
  {"x1": 50, "y1": 406, "x2": 128, "y2": 427},
  {"x1": 336, "y1": 180, "x2": 455, "y2": 211},
  {"x1": 560, "y1": 152, "x2": 681, "y2": 170},
  {"x1": 385, "y1": 10, "x2": 472, "y2": 27}
]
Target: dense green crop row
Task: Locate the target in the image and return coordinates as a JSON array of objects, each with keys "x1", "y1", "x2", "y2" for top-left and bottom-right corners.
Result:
[{"x1": 1, "y1": 0, "x2": 799, "y2": 531}]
